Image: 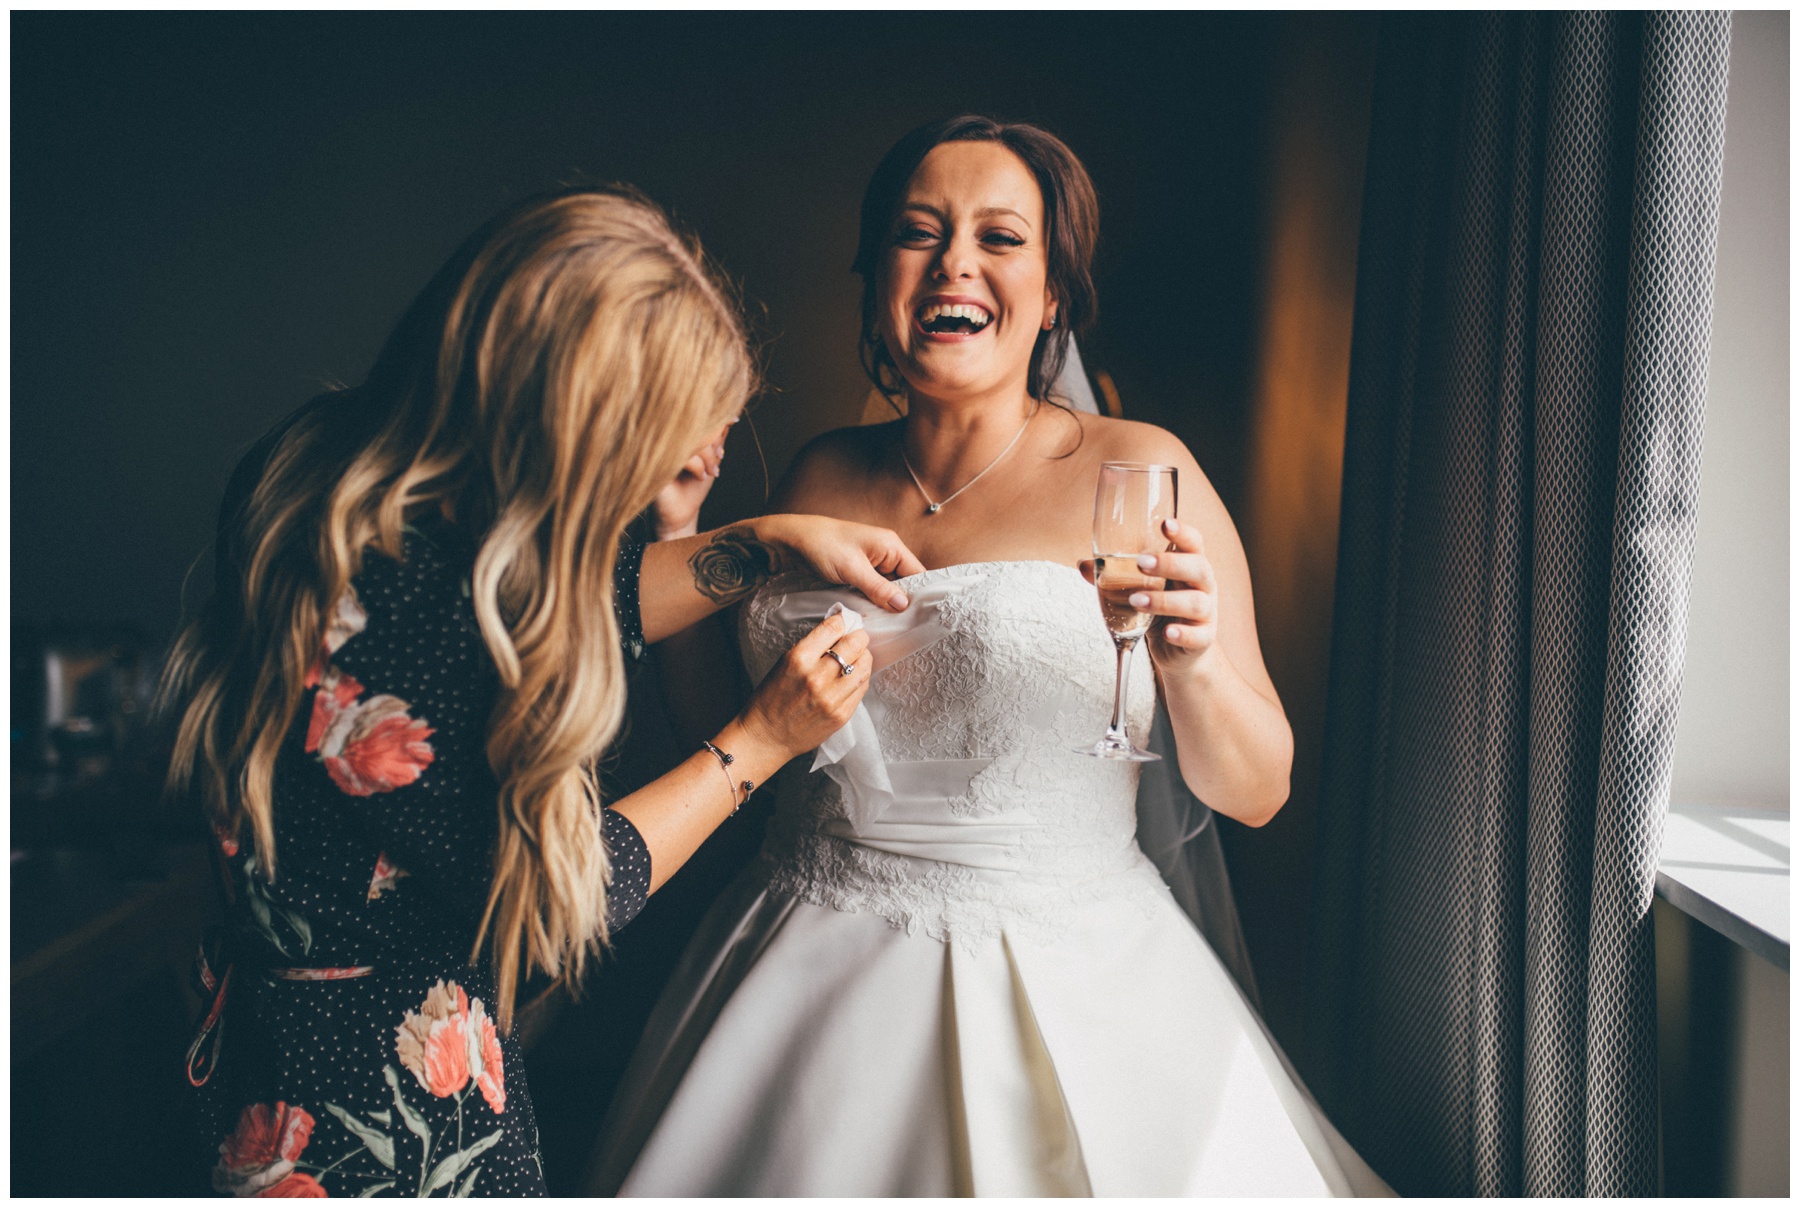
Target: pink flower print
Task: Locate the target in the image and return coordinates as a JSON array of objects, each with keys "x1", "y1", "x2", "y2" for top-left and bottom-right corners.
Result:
[
  {"x1": 303, "y1": 667, "x2": 364, "y2": 755},
  {"x1": 367, "y1": 851, "x2": 408, "y2": 901},
  {"x1": 213, "y1": 1101, "x2": 315, "y2": 1196},
  {"x1": 469, "y1": 996, "x2": 506, "y2": 1114},
  {"x1": 323, "y1": 586, "x2": 368, "y2": 655},
  {"x1": 303, "y1": 586, "x2": 367, "y2": 688},
  {"x1": 396, "y1": 980, "x2": 474, "y2": 1098},
  {"x1": 212, "y1": 822, "x2": 240, "y2": 859},
  {"x1": 393, "y1": 980, "x2": 506, "y2": 1113},
  {"x1": 258, "y1": 1172, "x2": 327, "y2": 1197},
  {"x1": 318, "y1": 694, "x2": 435, "y2": 797}
]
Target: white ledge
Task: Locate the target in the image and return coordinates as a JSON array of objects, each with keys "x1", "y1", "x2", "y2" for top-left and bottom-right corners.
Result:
[{"x1": 1656, "y1": 802, "x2": 1788, "y2": 971}]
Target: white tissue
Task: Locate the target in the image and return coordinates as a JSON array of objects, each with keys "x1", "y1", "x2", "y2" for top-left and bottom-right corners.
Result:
[{"x1": 825, "y1": 601, "x2": 865, "y2": 633}]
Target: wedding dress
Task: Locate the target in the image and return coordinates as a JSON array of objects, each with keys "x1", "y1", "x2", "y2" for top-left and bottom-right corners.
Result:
[{"x1": 586, "y1": 561, "x2": 1386, "y2": 1196}]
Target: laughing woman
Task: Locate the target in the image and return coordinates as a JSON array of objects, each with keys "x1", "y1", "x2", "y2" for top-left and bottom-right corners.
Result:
[
  {"x1": 161, "y1": 188, "x2": 922, "y2": 1196},
  {"x1": 587, "y1": 118, "x2": 1387, "y2": 1196}
]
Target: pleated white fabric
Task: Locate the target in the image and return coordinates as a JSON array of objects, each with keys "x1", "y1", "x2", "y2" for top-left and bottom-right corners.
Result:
[{"x1": 587, "y1": 563, "x2": 1388, "y2": 1197}]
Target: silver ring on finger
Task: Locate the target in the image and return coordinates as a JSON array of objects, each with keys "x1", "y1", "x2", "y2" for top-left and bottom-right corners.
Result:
[{"x1": 822, "y1": 648, "x2": 855, "y2": 677}]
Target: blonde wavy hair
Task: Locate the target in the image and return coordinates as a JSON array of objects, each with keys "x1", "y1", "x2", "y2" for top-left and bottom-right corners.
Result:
[{"x1": 161, "y1": 187, "x2": 753, "y2": 1027}]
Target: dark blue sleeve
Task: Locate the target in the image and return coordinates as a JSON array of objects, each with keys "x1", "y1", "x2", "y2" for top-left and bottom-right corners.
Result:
[
  {"x1": 614, "y1": 536, "x2": 647, "y2": 662},
  {"x1": 600, "y1": 808, "x2": 651, "y2": 932}
]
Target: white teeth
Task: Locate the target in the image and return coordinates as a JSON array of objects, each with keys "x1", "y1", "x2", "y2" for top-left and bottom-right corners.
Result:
[{"x1": 919, "y1": 302, "x2": 992, "y2": 327}]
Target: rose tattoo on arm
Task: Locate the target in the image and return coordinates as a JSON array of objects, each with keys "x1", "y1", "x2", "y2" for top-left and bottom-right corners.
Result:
[{"x1": 688, "y1": 527, "x2": 783, "y2": 605}]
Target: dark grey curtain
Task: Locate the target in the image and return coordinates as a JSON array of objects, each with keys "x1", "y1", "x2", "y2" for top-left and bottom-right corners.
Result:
[{"x1": 1303, "y1": 12, "x2": 1730, "y2": 1197}]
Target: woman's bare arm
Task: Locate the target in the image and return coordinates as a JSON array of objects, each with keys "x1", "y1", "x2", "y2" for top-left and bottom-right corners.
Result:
[
  {"x1": 638, "y1": 516, "x2": 920, "y2": 645},
  {"x1": 1087, "y1": 425, "x2": 1294, "y2": 826}
]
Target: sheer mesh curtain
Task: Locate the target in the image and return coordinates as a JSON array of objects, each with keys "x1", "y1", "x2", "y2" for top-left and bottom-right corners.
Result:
[
  {"x1": 1303, "y1": 12, "x2": 1730, "y2": 1196},
  {"x1": 860, "y1": 343, "x2": 1262, "y2": 1003}
]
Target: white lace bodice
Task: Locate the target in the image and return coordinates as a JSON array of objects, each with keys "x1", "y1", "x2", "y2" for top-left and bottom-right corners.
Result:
[{"x1": 739, "y1": 560, "x2": 1169, "y2": 944}]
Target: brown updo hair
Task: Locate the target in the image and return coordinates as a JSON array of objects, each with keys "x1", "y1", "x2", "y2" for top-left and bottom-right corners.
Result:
[{"x1": 851, "y1": 115, "x2": 1100, "y2": 404}]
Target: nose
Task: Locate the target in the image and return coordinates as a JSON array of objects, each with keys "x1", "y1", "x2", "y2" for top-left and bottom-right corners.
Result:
[{"x1": 931, "y1": 230, "x2": 978, "y2": 281}]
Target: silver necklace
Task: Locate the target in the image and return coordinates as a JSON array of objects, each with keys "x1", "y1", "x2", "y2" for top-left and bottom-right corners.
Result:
[{"x1": 900, "y1": 409, "x2": 1034, "y2": 516}]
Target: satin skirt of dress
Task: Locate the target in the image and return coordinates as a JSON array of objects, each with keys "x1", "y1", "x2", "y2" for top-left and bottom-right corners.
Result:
[{"x1": 585, "y1": 861, "x2": 1390, "y2": 1198}]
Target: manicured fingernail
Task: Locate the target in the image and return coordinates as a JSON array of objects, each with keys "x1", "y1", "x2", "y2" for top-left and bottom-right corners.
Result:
[
  {"x1": 1136, "y1": 554, "x2": 1158, "y2": 572},
  {"x1": 891, "y1": 592, "x2": 909, "y2": 610},
  {"x1": 1129, "y1": 592, "x2": 1150, "y2": 609},
  {"x1": 1166, "y1": 625, "x2": 1183, "y2": 641}
]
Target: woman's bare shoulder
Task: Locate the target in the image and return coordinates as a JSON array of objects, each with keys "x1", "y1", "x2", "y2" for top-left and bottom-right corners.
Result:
[
  {"x1": 1081, "y1": 415, "x2": 1204, "y2": 474},
  {"x1": 1078, "y1": 414, "x2": 1234, "y2": 523},
  {"x1": 771, "y1": 420, "x2": 898, "y2": 512}
]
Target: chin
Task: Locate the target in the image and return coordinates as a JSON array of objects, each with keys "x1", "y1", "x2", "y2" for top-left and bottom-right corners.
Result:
[{"x1": 896, "y1": 356, "x2": 1004, "y2": 402}]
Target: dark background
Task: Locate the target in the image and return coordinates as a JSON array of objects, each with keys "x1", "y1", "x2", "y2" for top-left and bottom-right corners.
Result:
[
  {"x1": 14, "y1": 11, "x2": 1285, "y2": 642},
  {"x1": 11, "y1": 12, "x2": 1380, "y2": 1194}
]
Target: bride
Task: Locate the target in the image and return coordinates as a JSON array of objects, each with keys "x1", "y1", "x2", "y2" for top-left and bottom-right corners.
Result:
[{"x1": 587, "y1": 115, "x2": 1385, "y2": 1197}]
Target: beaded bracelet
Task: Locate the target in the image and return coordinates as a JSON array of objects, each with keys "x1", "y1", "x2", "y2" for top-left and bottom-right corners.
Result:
[{"x1": 701, "y1": 740, "x2": 754, "y2": 815}]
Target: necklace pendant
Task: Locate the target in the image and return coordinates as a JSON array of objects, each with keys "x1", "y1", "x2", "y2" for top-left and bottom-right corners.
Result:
[{"x1": 926, "y1": 502, "x2": 942, "y2": 515}]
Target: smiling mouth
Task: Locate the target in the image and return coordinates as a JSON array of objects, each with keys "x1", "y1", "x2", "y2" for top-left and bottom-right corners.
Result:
[{"x1": 915, "y1": 301, "x2": 993, "y2": 335}]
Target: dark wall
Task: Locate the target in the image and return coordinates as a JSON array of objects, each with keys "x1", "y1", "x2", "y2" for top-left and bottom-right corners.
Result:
[{"x1": 14, "y1": 12, "x2": 1282, "y2": 645}]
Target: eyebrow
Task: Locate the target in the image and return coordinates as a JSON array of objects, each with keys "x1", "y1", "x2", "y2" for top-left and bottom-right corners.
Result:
[{"x1": 899, "y1": 202, "x2": 1034, "y2": 228}]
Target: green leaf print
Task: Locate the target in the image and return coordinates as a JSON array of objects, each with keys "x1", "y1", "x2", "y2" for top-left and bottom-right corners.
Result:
[
  {"x1": 421, "y1": 1129, "x2": 503, "y2": 1197},
  {"x1": 241, "y1": 853, "x2": 314, "y2": 957},
  {"x1": 383, "y1": 1066, "x2": 431, "y2": 1145},
  {"x1": 382, "y1": 1064, "x2": 431, "y2": 1191},
  {"x1": 325, "y1": 1102, "x2": 396, "y2": 1171}
]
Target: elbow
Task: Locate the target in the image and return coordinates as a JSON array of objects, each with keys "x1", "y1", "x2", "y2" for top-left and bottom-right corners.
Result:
[
  {"x1": 1234, "y1": 777, "x2": 1290, "y2": 829},
  {"x1": 1238, "y1": 733, "x2": 1296, "y2": 828},
  {"x1": 1177, "y1": 772, "x2": 1290, "y2": 829}
]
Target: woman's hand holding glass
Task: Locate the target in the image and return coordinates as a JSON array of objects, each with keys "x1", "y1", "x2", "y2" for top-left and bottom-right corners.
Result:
[
  {"x1": 1081, "y1": 517, "x2": 1220, "y2": 671},
  {"x1": 1129, "y1": 518, "x2": 1220, "y2": 672}
]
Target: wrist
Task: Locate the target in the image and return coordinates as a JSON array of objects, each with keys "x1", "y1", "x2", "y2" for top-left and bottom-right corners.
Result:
[
  {"x1": 713, "y1": 716, "x2": 795, "y2": 780},
  {"x1": 745, "y1": 513, "x2": 797, "y2": 558},
  {"x1": 1158, "y1": 637, "x2": 1230, "y2": 690}
]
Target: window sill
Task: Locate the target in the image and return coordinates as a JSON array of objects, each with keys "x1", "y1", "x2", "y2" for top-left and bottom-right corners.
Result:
[{"x1": 1656, "y1": 802, "x2": 1789, "y2": 972}]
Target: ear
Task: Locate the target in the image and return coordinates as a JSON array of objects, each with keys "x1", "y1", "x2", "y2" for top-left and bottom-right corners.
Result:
[{"x1": 1042, "y1": 285, "x2": 1059, "y2": 331}]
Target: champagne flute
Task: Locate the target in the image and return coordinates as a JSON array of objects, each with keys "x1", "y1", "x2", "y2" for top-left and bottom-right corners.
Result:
[{"x1": 1076, "y1": 462, "x2": 1178, "y2": 761}]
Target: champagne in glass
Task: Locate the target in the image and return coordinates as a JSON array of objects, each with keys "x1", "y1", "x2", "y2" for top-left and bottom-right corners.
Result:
[
  {"x1": 1077, "y1": 462, "x2": 1177, "y2": 761},
  {"x1": 1095, "y1": 556, "x2": 1163, "y2": 642}
]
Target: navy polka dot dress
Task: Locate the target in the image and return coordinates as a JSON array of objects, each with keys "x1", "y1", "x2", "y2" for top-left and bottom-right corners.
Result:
[{"x1": 188, "y1": 512, "x2": 652, "y2": 1198}]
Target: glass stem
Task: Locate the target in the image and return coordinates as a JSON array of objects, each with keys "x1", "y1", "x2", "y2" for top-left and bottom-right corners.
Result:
[{"x1": 1109, "y1": 637, "x2": 1137, "y2": 744}]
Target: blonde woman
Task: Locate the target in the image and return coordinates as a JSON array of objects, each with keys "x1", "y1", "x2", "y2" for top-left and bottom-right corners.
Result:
[{"x1": 163, "y1": 188, "x2": 922, "y2": 1197}]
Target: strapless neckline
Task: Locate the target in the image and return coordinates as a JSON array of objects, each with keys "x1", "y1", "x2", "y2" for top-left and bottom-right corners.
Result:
[{"x1": 892, "y1": 558, "x2": 1084, "y2": 584}]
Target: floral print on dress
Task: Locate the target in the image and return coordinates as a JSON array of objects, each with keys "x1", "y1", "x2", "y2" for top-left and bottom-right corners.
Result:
[
  {"x1": 212, "y1": 822, "x2": 240, "y2": 859},
  {"x1": 396, "y1": 979, "x2": 506, "y2": 1114},
  {"x1": 213, "y1": 1101, "x2": 317, "y2": 1196},
  {"x1": 323, "y1": 695, "x2": 436, "y2": 796},
  {"x1": 304, "y1": 667, "x2": 364, "y2": 752},
  {"x1": 258, "y1": 1174, "x2": 327, "y2": 1197},
  {"x1": 211, "y1": 984, "x2": 514, "y2": 1196},
  {"x1": 303, "y1": 586, "x2": 369, "y2": 689},
  {"x1": 212, "y1": 1046, "x2": 508, "y2": 1197},
  {"x1": 367, "y1": 851, "x2": 408, "y2": 901},
  {"x1": 304, "y1": 668, "x2": 436, "y2": 797}
]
